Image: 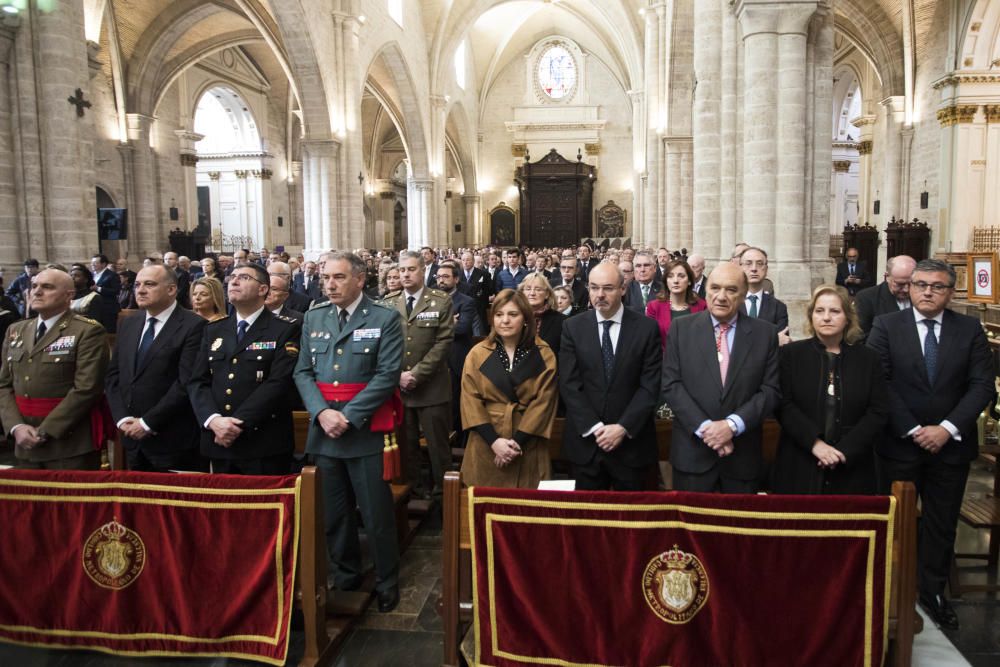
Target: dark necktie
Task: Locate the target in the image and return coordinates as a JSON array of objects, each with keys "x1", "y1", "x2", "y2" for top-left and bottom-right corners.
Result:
[
  {"x1": 35, "y1": 321, "x2": 46, "y2": 343},
  {"x1": 923, "y1": 320, "x2": 938, "y2": 385},
  {"x1": 237, "y1": 320, "x2": 248, "y2": 344},
  {"x1": 339, "y1": 308, "x2": 348, "y2": 329},
  {"x1": 748, "y1": 294, "x2": 758, "y2": 318},
  {"x1": 849, "y1": 263, "x2": 855, "y2": 276},
  {"x1": 406, "y1": 296, "x2": 415, "y2": 316},
  {"x1": 135, "y1": 317, "x2": 157, "y2": 370},
  {"x1": 601, "y1": 320, "x2": 614, "y2": 381}
]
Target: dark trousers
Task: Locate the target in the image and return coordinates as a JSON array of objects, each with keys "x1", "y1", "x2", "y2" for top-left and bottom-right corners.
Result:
[
  {"x1": 877, "y1": 455, "x2": 969, "y2": 598},
  {"x1": 17, "y1": 450, "x2": 102, "y2": 471},
  {"x1": 211, "y1": 453, "x2": 291, "y2": 475},
  {"x1": 672, "y1": 467, "x2": 759, "y2": 494},
  {"x1": 126, "y1": 446, "x2": 208, "y2": 473},
  {"x1": 313, "y1": 453, "x2": 399, "y2": 594},
  {"x1": 403, "y1": 402, "x2": 453, "y2": 498},
  {"x1": 573, "y1": 452, "x2": 648, "y2": 491}
]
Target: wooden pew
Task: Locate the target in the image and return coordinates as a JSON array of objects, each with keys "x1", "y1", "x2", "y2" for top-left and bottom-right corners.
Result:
[{"x1": 441, "y1": 420, "x2": 920, "y2": 667}]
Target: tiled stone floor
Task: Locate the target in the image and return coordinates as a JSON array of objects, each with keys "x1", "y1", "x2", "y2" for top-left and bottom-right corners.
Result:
[{"x1": 0, "y1": 458, "x2": 995, "y2": 666}]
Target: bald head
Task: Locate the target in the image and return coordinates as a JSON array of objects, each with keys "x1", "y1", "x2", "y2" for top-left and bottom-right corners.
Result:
[
  {"x1": 29, "y1": 268, "x2": 75, "y2": 319},
  {"x1": 886, "y1": 254, "x2": 917, "y2": 299},
  {"x1": 705, "y1": 262, "x2": 748, "y2": 321},
  {"x1": 266, "y1": 261, "x2": 291, "y2": 278},
  {"x1": 588, "y1": 262, "x2": 625, "y2": 317}
]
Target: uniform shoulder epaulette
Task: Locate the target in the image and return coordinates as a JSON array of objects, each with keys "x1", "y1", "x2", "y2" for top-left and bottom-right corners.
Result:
[
  {"x1": 275, "y1": 313, "x2": 297, "y2": 323},
  {"x1": 73, "y1": 314, "x2": 100, "y2": 326},
  {"x1": 428, "y1": 288, "x2": 449, "y2": 299},
  {"x1": 368, "y1": 300, "x2": 395, "y2": 312},
  {"x1": 308, "y1": 300, "x2": 333, "y2": 311},
  {"x1": 382, "y1": 290, "x2": 402, "y2": 300}
]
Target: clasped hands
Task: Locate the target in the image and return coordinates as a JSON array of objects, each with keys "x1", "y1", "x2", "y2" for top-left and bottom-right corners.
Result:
[
  {"x1": 911, "y1": 425, "x2": 950, "y2": 454},
  {"x1": 399, "y1": 370, "x2": 417, "y2": 392},
  {"x1": 699, "y1": 420, "x2": 734, "y2": 457},
  {"x1": 595, "y1": 423, "x2": 627, "y2": 452},
  {"x1": 12, "y1": 425, "x2": 46, "y2": 450},
  {"x1": 209, "y1": 416, "x2": 244, "y2": 447},
  {"x1": 491, "y1": 438, "x2": 521, "y2": 468},
  {"x1": 318, "y1": 409, "x2": 350, "y2": 439},
  {"x1": 118, "y1": 418, "x2": 151, "y2": 441},
  {"x1": 811, "y1": 439, "x2": 846, "y2": 468}
]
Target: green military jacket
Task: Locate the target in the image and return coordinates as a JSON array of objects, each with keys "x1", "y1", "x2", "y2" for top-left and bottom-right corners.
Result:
[
  {"x1": 380, "y1": 288, "x2": 454, "y2": 408},
  {"x1": 0, "y1": 311, "x2": 109, "y2": 462},
  {"x1": 293, "y1": 297, "x2": 404, "y2": 459}
]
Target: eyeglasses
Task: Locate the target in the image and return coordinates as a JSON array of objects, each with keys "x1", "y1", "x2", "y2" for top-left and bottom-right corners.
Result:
[
  {"x1": 230, "y1": 273, "x2": 264, "y2": 284},
  {"x1": 911, "y1": 281, "x2": 953, "y2": 294}
]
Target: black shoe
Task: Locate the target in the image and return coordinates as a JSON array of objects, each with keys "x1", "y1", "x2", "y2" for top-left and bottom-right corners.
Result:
[
  {"x1": 919, "y1": 593, "x2": 959, "y2": 631},
  {"x1": 376, "y1": 586, "x2": 400, "y2": 613}
]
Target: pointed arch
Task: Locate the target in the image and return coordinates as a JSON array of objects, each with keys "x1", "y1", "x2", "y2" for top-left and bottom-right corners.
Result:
[{"x1": 364, "y1": 42, "x2": 431, "y2": 177}]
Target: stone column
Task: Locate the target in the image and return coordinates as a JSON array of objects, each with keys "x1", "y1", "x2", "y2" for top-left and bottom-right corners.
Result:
[
  {"x1": 879, "y1": 96, "x2": 905, "y2": 225},
  {"x1": 692, "y1": 0, "x2": 722, "y2": 256},
  {"x1": 0, "y1": 17, "x2": 20, "y2": 269},
  {"x1": 289, "y1": 160, "x2": 303, "y2": 246},
  {"x1": 643, "y1": 6, "x2": 661, "y2": 246},
  {"x1": 852, "y1": 115, "x2": 877, "y2": 224},
  {"x1": 16, "y1": 0, "x2": 97, "y2": 262},
  {"x1": 174, "y1": 130, "x2": 203, "y2": 232},
  {"x1": 719, "y1": 1, "x2": 740, "y2": 260},
  {"x1": 806, "y1": 3, "x2": 835, "y2": 289},
  {"x1": 407, "y1": 178, "x2": 434, "y2": 249},
  {"x1": 338, "y1": 10, "x2": 364, "y2": 250},
  {"x1": 937, "y1": 104, "x2": 980, "y2": 252},
  {"x1": 126, "y1": 113, "x2": 160, "y2": 255},
  {"x1": 301, "y1": 139, "x2": 340, "y2": 254},
  {"x1": 463, "y1": 194, "x2": 481, "y2": 247}
]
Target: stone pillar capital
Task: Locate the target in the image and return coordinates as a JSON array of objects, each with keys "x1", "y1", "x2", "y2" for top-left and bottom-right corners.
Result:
[
  {"x1": 300, "y1": 138, "x2": 341, "y2": 158},
  {"x1": 125, "y1": 113, "x2": 155, "y2": 141},
  {"x1": 408, "y1": 178, "x2": 435, "y2": 192},
  {"x1": 734, "y1": 0, "x2": 818, "y2": 37},
  {"x1": 462, "y1": 194, "x2": 481, "y2": 204}
]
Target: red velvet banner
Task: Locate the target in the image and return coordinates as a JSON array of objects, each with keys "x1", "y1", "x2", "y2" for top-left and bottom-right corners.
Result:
[
  {"x1": 0, "y1": 469, "x2": 300, "y2": 665},
  {"x1": 470, "y1": 488, "x2": 895, "y2": 667}
]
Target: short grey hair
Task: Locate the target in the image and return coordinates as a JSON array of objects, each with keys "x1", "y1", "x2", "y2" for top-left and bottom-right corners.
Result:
[
  {"x1": 399, "y1": 250, "x2": 424, "y2": 268},
  {"x1": 326, "y1": 251, "x2": 366, "y2": 277},
  {"x1": 913, "y1": 258, "x2": 956, "y2": 287}
]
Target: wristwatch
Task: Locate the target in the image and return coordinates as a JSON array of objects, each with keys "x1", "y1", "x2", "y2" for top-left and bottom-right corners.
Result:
[{"x1": 725, "y1": 418, "x2": 738, "y2": 435}]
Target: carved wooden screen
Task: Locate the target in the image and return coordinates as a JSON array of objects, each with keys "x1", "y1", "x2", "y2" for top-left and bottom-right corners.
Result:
[{"x1": 515, "y1": 149, "x2": 595, "y2": 247}]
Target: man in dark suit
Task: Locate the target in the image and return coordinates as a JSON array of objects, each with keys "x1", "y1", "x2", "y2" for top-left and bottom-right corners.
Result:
[
  {"x1": 163, "y1": 252, "x2": 191, "y2": 309},
  {"x1": 293, "y1": 252, "x2": 403, "y2": 613},
  {"x1": 577, "y1": 244, "x2": 599, "y2": 283},
  {"x1": 267, "y1": 261, "x2": 310, "y2": 312},
  {"x1": 549, "y1": 257, "x2": 588, "y2": 312},
  {"x1": 867, "y1": 258, "x2": 994, "y2": 631},
  {"x1": 624, "y1": 250, "x2": 661, "y2": 312},
  {"x1": 421, "y1": 247, "x2": 439, "y2": 288},
  {"x1": 835, "y1": 247, "x2": 874, "y2": 296},
  {"x1": 106, "y1": 265, "x2": 206, "y2": 472},
  {"x1": 559, "y1": 262, "x2": 662, "y2": 490},
  {"x1": 90, "y1": 254, "x2": 121, "y2": 332},
  {"x1": 292, "y1": 261, "x2": 323, "y2": 302},
  {"x1": 188, "y1": 262, "x2": 301, "y2": 474},
  {"x1": 437, "y1": 261, "x2": 483, "y2": 434},
  {"x1": 688, "y1": 254, "x2": 706, "y2": 299},
  {"x1": 458, "y1": 251, "x2": 493, "y2": 325},
  {"x1": 856, "y1": 254, "x2": 917, "y2": 336},
  {"x1": 739, "y1": 247, "x2": 790, "y2": 345},
  {"x1": 265, "y1": 274, "x2": 304, "y2": 322},
  {"x1": 663, "y1": 262, "x2": 781, "y2": 492}
]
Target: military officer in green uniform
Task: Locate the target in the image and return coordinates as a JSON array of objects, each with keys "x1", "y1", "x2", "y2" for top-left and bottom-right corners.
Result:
[
  {"x1": 293, "y1": 251, "x2": 404, "y2": 613},
  {"x1": 0, "y1": 269, "x2": 109, "y2": 469},
  {"x1": 380, "y1": 250, "x2": 454, "y2": 500}
]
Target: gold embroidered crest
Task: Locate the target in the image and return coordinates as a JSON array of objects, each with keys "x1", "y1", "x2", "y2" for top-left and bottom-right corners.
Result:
[
  {"x1": 210, "y1": 337, "x2": 223, "y2": 351},
  {"x1": 82, "y1": 517, "x2": 146, "y2": 590},
  {"x1": 642, "y1": 545, "x2": 709, "y2": 624}
]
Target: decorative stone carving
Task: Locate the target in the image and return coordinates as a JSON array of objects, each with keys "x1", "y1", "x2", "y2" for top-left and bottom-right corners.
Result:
[
  {"x1": 833, "y1": 160, "x2": 851, "y2": 172},
  {"x1": 984, "y1": 105, "x2": 1000, "y2": 123},
  {"x1": 207, "y1": 172, "x2": 221, "y2": 181},
  {"x1": 511, "y1": 143, "x2": 526, "y2": 157},
  {"x1": 856, "y1": 141, "x2": 873, "y2": 155},
  {"x1": 937, "y1": 105, "x2": 979, "y2": 126},
  {"x1": 379, "y1": 191, "x2": 396, "y2": 200},
  {"x1": 596, "y1": 200, "x2": 625, "y2": 238},
  {"x1": 180, "y1": 153, "x2": 198, "y2": 167},
  {"x1": 584, "y1": 143, "x2": 601, "y2": 156},
  {"x1": 234, "y1": 170, "x2": 249, "y2": 179}
]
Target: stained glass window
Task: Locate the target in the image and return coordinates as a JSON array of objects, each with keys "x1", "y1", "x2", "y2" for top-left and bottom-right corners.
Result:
[{"x1": 537, "y1": 45, "x2": 576, "y2": 100}]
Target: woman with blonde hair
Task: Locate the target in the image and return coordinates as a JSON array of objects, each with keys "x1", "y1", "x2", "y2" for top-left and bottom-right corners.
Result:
[
  {"x1": 518, "y1": 272, "x2": 565, "y2": 356},
  {"x1": 773, "y1": 285, "x2": 887, "y2": 494},
  {"x1": 191, "y1": 276, "x2": 227, "y2": 322},
  {"x1": 460, "y1": 289, "x2": 558, "y2": 488},
  {"x1": 378, "y1": 263, "x2": 402, "y2": 298}
]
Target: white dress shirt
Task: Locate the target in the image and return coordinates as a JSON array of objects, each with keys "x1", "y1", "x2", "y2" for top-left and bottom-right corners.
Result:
[
  {"x1": 909, "y1": 309, "x2": 960, "y2": 440},
  {"x1": 583, "y1": 305, "x2": 625, "y2": 437}
]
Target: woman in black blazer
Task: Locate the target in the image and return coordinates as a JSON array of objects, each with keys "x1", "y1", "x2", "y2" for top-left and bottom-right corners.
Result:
[
  {"x1": 773, "y1": 285, "x2": 888, "y2": 494},
  {"x1": 518, "y1": 273, "x2": 565, "y2": 357}
]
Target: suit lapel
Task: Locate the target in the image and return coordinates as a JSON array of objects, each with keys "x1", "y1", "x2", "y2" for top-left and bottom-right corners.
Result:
[
  {"x1": 694, "y1": 312, "x2": 724, "y2": 393},
  {"x1": 612, "y1": 310, "x2": 636, "y2": 381},
  {"x1": 118, "y1": 313, "x2": 141, "y2": 379},
  {"x1": 723, "y1": 313, "x2": 752, "y2": 398},
  {"x1": 900, "y1": 312, "x2": 929, "y2": 387},
  {"x1": 134, "y1": 308, "x2": 181, "y2": 377}
]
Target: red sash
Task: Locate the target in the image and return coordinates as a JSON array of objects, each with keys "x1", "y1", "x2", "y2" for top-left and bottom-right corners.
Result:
[
  {"x1": 315, "y1": 382, "x2": 402, "y2": 481},
  {"x1": 15, "y1": 395, "x2": 115, "y2": 451}
]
